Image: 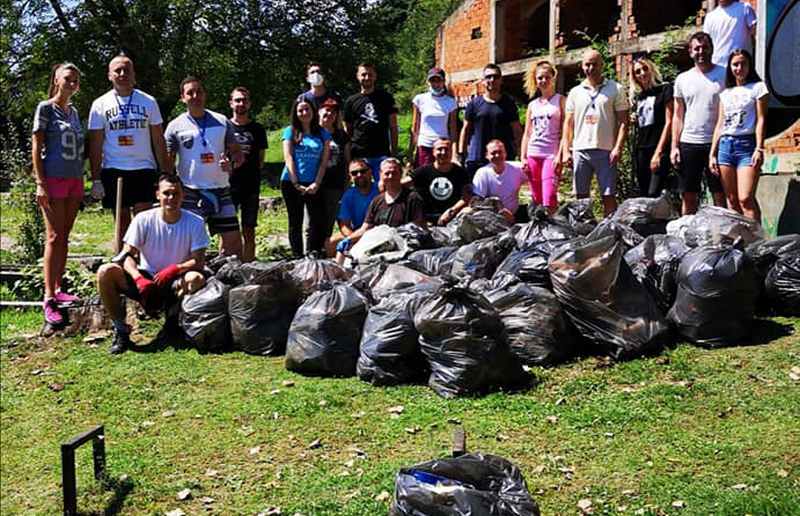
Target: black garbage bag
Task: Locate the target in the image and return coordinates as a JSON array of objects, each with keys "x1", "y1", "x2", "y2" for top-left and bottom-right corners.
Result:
[
  {"x1": 765, "y1": 255, "x2": 800, "y2": 316},
  {"x1": 240, "y1": 260, "x2": 294, "y2": 285},
  {"x1": 357, "y1": 291, "x2": 428, "y2": 386},
  {"x1": 371, "y1": 263, "x2": 442, "y2": 299},
  {"x1": 485, "y1": 282, "x2": 579, "y2": 366},
  {"x1": 447, "y1": 199, "x2": 511, "y2": 244},
  {"x1": 414, "y1": 284, "x2": 529, "y2": 398},
  {"x1": 215, "y1": 258, "x2": 244, "y2": 286},
  {"x1": 549, "y1": 234, "x2": 671, "y2": 360},
  {"x1": 451, "y1": 235, "x2": 515, "y2": 280},
  {"x1": 390, "y1": 453, "x2": 540, "y2": 516},
  {"x1": 285, "y1": 283, "x2": 369, "y2": 376},
  {"x1": 588, "y1": 218, "x2": 645, "y2": 251},
  {"x1": 612, "y1": 191, "x2": 679, "y2": 237},
  {"x1": 624, "y1": 235, "x2": 689, "y2": 314},
  {"x1": 745, "y1": 234, "x2": 800, "y2": 278},
  {"x1": 667, "y1": 242, "x2": 761, "y2": 348},
  {"x1": 493, "y1": 239, "x2": 571, "y2": 289},
  {"x1": 229, "y1": 282, "x2": 299, "y2": 355},
  {"x1": 513, "y1": 211, "x2": 578, "y2": 250},
  {"x1": 408, "y1": 247, "x2": 459, "y2": 276},
  {"x1": 205, "y1": 253, "x2": 240, "y2": 274},
  {"x1": 396, "y1": 222, "x2": 438, "y2": 251},
  {"x1": 555, "y1": 198, "x2": 596, "y2": 235},
  {"x1": 677, "y1": 206, "x2": 765, "y2": 248},
  {"x1": 180, "y1": 278, "x2": 232, "y2": 352},
  {"x1": 430, "y1": 225, "x2": 458, "y2": 247},
  {"x1": 288, "y1": 256, "x2": 351, "y2": 298}
]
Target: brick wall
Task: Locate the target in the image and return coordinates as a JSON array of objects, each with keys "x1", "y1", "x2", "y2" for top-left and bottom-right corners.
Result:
[
  {"x1": 436, "y1": 0, "x2": 492, "y2": 74},
  {"x1": 766, "y1": 119, "x2": 800, "y2": 156}
]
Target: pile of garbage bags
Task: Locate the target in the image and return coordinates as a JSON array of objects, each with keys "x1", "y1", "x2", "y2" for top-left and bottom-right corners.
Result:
[{"x1": 173, "y1": 195, "x2": 798, "y2": 398}]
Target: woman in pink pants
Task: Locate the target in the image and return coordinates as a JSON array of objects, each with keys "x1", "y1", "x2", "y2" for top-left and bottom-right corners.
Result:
[{"x1": 521, "y1": 61, "x2": 565, "y2": 212}]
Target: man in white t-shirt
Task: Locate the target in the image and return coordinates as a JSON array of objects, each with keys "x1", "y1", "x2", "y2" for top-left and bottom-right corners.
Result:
[
  {"x1": 703, "y1": 0, "x2": 757, "y2": 67},
  {"x1": 89, "y1": 55, "x2": 169, "y2": 249},
  {"x1": 164, "y1": 76, "x2": 244, "y2": 256},
  {"x1": 472, "y1": 140, "x2": 529, "y2": 224},
  {"x1": 671, "y1": 31, "x2": 727, "y2": 215},
  {"x1": 563, "y1": 49, "x2": 629, "y2": 217},
  {"x1": 97, "y1": 174, "x2": 209, "y2": 354}
]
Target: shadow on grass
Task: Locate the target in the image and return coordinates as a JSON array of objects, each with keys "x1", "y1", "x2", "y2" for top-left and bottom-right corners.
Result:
[
  {"x1": 742, "y1": 318, "x2": 794, "y2": 347},
  {"x1": 76, "y1": 475, "x2": 133, "y2": 516},
  {"x1": 128, "y1": 330, "x2": 197, "y2": 354}
]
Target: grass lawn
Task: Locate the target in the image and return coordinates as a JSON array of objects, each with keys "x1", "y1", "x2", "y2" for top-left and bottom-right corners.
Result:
[{"x1": 1, "y1": 307, "x2": 799, "y2": 515}]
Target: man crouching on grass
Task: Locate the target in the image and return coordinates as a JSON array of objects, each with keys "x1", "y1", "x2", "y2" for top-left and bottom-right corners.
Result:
[{"x1": 97, "y1": 174, "x2": 209, "y2": 354}]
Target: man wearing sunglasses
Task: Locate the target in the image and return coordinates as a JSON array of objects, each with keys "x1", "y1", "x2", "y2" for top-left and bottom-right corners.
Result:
[
  {"x1": 325, "y1": 158, "x2": 378, "y2": 257},
  {"x1": 458, "y1": 63, "x2": 522, "y2": 179}
]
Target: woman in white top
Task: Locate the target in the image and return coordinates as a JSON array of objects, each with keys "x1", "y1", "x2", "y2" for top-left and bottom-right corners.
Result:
[
  {"x1": 709, "y1": 49, "x2": 769, "y2": 222},
  {"x1": 520, "y1": 60, "x2": 565, "y2": 212},
  {"x1": 31, "y1": 63, "x2": 85, "y2": 326},
  {"x1": 408, "y1": 67, "x2": 458, "y2": 167}
]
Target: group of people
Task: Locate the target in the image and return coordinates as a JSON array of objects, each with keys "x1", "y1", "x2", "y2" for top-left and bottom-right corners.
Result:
[{"x1": 30, "y1": 0, "x2": 766, "y2": 352}]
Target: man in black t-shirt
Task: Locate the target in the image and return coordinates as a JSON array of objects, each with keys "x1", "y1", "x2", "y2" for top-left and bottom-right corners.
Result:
[
  {"x1": 228, "y1": 87, "x2": 268, "y2": 262},
  {"x1": 343, "y1": 61, "x2": 399, "y2": 181},
  {"x1": 404, "y1": 137, "x2": 471, "y2": 225}
]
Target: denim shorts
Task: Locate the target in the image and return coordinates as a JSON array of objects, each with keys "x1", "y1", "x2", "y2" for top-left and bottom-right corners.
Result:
[{"x1": 718, "y1": 134, "x2": 756, "y2": 169}]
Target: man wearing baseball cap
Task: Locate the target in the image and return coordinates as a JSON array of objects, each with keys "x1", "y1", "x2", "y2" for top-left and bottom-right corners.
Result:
[{"x1": 408, "y1": 67, "x2": 459, "y2": 167}]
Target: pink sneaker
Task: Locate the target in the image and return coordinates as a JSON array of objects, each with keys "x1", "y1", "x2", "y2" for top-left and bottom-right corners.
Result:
[
  {"x1": 44, "y1": 298, "x2": 64, "y2": 325},
  {"x1": 55, "y1": 290, "x2": 82, "y2": 304}
]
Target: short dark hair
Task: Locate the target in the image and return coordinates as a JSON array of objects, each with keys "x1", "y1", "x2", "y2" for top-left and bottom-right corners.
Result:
[
  {"x1": 688, "y1": 31, "x2": 713, "y2": 49},
  {"x1": 358, "y1": 61, "x2": 377, "y2": 73},
  {"x1": 179, "y1": 75, "x2": 203, "y2": 96},
  {"x1": 307, "y1": 61, "x2": 322, "y2": 73},
  {"x1": 724, "y1": 49, "x2": 761, "y2": 88},
  {"x1": 348, "y1": 158, "x2": 370, "y2": 170},
  {"x1": 230, "y1": 86, "x2": 250, "y2": 99},
  {"x1": 484, "y1": 63, "x2": 502, "y2": 75},
  {"x1": 157, "y1": 173, "x2": 183, "y2": 191}
]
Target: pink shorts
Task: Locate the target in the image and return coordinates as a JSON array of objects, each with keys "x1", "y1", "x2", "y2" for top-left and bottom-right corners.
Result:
[
  {"x1": 45, "y1": 177, "x2": 83, "y2": 198},
  {"x1": 526, "y1": 156, "x2": 560, "y2": 208},
  {"x1": 415, "y1": 146, "x2": 435, "y2": 167}
]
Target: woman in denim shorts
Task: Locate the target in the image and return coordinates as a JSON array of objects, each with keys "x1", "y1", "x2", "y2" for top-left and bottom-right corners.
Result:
[{"x1": 709, "y1": 49, "x2": 769, "y2": 222}]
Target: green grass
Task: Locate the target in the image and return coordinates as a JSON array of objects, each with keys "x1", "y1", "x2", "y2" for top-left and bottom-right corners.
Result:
[{"x1": 1, "y1": 309, "x2": 798, "y2": 515}]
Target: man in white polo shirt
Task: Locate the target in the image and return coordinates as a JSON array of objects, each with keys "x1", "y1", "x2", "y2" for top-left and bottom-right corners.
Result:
[
  {"x1": 89, "y1": 55, "x2": 169, "y2": 247},
  {"x1": 563, "y1": 49, "x2": 629, "y2": 218},
  {"x1": 164, "y1": 76, "x2": 244, "y2": 256}
]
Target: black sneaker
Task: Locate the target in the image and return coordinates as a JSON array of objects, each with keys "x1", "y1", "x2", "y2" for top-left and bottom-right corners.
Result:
[{"x1": 109, "y1": 331, "x2": 132, "y2": 354}]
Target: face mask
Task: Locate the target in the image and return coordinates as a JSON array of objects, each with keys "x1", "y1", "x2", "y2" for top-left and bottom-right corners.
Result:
[
  {"x1": 308, "y1": 72, "x2": 324, "y2": 87},
  {"x1": 429, "y1": 86, "x2": 446, "y2": 95}
]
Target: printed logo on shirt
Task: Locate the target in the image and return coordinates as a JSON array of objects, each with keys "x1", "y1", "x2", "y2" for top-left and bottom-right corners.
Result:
[
  {"x1": 532, "y1": 114, "x2": 551, "y2": 140},
  {"x1": 200, "y1": 152, "x2": 215, "y2": 164},
  {"x1": 118, "y1": 135, "x2": 134, "y2": 146},
  {"x1": 430, "y1": 176, "x2": 454, "y2": 201},
  {"x1": 360, "y1": 103, "x2": 378, "y2": 125},
  {"x1": 235, "y1": 131, "x2": 253, "y2": 152},
  {"x1": 180, "y1": 133, "x2": 195, "y2": 149},
  {"x1": 637, "y1": 96, "x2": 656, "y2": 128}
]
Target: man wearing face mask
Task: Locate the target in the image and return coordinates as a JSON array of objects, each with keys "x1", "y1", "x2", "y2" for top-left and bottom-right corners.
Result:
[{"x1": 297, "y1": 62, "x2": 344, "y2": 114}]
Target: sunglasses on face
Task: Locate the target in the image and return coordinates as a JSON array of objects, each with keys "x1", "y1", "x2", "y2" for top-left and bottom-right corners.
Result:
[
  {"x1": 350, "y1": 167, "x2": 370, "y2": 177},
  {"x1": 484, "y1": 73, "x2": 501, "y2": 80}
]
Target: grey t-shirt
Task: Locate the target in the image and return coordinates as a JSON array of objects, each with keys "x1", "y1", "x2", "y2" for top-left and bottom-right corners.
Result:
[
  {"x1": 164, "y1": 109, "x2": 236, "y2": 189},
  {"x1": 32, "y1": 101, "x2": 84, "y2": 178}
]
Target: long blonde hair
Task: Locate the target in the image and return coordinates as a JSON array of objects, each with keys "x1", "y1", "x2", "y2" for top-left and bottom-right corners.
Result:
[
  {"x1": 524, "y1": 60, "x2": 557, "y2": 99},
  {"x1": 629, "y1": 57, "x2": 663, "y2": 97},
  {"x1": 48, "y1": 62, "x2": 82, "y2": 97}
]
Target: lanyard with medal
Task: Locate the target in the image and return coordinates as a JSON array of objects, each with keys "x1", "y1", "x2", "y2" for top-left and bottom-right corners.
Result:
[
  {"x1": 115, "y1": 90, "x2": 135, "y2": 147},
  {"x1": 584, "y1": 83, "x2": 603, "y2": 126},
  {"x1": 192, "y1": 113, "x2": 215, "y2": 164}
]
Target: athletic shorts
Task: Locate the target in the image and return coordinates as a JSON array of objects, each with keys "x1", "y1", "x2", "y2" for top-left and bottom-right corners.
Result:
[
  {"x1": 718, "y1": 134, "x2": 756, "y2": 169},
  {"x1": 229, "y1": 186, "x2": 260, "y2": 228},
  {"x1": 45, "y1": 177, "x2": 83, "y2": 198},
  {"x1": 182, "y1": 186, "x2": 240, "y2": 235},
  {"x1": 677, "y1": 143, "x2": 723, "y2": 193},
  {"x1": 572, "y1": 149, "x2": 617, "y2": 196},
  {"x1": 101, "y1": 168, "x2": 157, "y2": 209}
]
